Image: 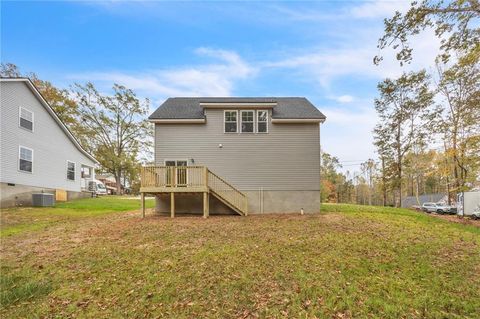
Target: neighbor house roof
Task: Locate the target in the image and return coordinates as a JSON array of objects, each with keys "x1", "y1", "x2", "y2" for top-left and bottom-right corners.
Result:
[
  {"x1": 0, "y1": 77, "x2": 99, "y2": 164},
  {"x1": 149, "y1": 97, "x2": 326, "y2": 121}
]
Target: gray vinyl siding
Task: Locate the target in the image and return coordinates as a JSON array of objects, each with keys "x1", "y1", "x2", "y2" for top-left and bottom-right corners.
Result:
[
  {"x1": 0, "y1": 81, "x2": 95, "y2": 192},
  {"x1": 155, "y1": 109, "x2": 320, "y2": 191}
]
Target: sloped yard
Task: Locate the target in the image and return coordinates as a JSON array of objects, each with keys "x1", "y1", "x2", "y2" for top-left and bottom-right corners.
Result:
[{"x1": 1, "y1": 199, "x2": 479, "y2": 318}]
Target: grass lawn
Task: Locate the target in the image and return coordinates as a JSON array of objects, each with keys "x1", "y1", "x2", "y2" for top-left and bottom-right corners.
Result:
[
  {"x1": 0, "y1": 196, "x2": 155, "y2": 237},
  {"x1": 1, "y1": 200, "x2": 479, "y2": 318}
]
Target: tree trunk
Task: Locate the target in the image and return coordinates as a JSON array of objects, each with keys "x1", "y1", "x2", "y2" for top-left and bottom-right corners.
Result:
[
  {"x1": 381, "y1": 157, "x2": 387, "y2": 206},
  {"x1": 115, "y1": 170, "x2": 122, "y2": 195}
]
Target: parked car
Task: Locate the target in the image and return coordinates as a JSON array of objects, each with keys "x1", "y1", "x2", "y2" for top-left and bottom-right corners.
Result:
[
  {"x1": 88, "y1": 180, "x2": 108, "y2": 196},
  {"x1": 422, "y1": 202, "x2": 454, "y2": 214}
]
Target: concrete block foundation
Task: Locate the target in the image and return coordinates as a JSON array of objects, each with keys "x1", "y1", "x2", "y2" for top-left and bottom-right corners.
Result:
[
  {"x1": 0, "y1": 182, "x2": 92, "y2": 208},
  {"x1": 155, "y1": 190, "x2": 320, "y2": 215}
]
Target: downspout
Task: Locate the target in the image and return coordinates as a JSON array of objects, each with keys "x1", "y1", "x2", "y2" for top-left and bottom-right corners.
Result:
[{"x1": 261, "y1": 187, "x2": 264, "y2": 214}]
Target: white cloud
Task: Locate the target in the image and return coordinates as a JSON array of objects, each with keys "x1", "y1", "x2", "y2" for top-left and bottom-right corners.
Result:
[
  {"x1": 263, "y1": 29, "x2": 441, "y2": 88},
  {"x1": 321, "y1": 105, "x2": 378, "y2": 170},
  {"x1": 335, "y1": 95, "x2": 354, "y2": 103},
  {"x1": 69, "y1": 48, "x2": 256, "y2": 100},
  {"x1": 349, "y1": 0, "x2": 410, "y2": 19},
  {"x1": 267, "y1": 0, "x2": 409, "y2": 22}
]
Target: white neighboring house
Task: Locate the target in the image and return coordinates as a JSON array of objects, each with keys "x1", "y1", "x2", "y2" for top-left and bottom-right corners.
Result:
[{"x1": 0, "y1": 78, "x2": 98, "y2": 207}]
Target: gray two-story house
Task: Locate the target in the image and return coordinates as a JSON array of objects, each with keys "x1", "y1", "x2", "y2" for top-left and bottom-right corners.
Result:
[
  {"x1": 140, "y1": 97, "x2": 326, "y2": 217},
  {"x1": 0, "y1": 78, "x2": 98, "y2": 207}
]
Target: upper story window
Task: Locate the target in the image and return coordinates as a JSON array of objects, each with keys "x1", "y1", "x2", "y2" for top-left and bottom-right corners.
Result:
[
  {"x1": 224, "y1": 110, "x2": 238, "y2": 133},
  {"x1": 19, "y1": 107, "x2": 34, "y2": 131},
  {"x1": 67, "y1": 161, "x2": 76, "y2": 181},
  {"x1": 224, "y1": 109, "x2": 269, "y2": 134},
  {"x1": 19, "y1": 146, "x2": 33, "y2": 173},
  {"x1": 241, "y1": 110, "x2": 254, "y2": 133},
  {"x1": 257, "y1": 110, "x2": 268, "y2": 133}
]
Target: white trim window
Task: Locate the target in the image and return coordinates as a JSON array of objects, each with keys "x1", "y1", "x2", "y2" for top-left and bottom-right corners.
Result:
[
  {"x1": 67, "y1": 161, "x2": 76, "y2": 181},
  {"x1": 19, "y1": 146, "x2": 33, "y2": 173},
  {"x1": 224, "y1": 110, "x2": 238, "y2": 133},
  {"x1": 19, "y1": 107, "x2": 34, "y2": 131},
  {"x1": 241, "y1": 110, "x2": 254, "y2": 133},
  {"x1": 257, "y1": 110, "x2": 268, "y2": 133}
]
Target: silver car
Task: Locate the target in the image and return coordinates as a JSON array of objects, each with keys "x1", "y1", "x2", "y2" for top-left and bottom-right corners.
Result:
[{"x1": 422, "y1": 202, "x2": 453, "y2": 214}]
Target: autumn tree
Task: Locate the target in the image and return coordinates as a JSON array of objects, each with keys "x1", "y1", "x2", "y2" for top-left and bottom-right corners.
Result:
[
  {"x1": 375, "y1": 0, "x2": 480, "y2": 66},
  {"x1": 373, "y1": 71, "x2": 435, "y2": 207},
  {"x1": 72, "y1": 83, "x2": 151, "y2": 194},
  {"x1": 435, "y1": 60, "x2": 480, "y2": 194},
  {"x1": 320, "y1": 152, "x2": 342, "y2": 202},
  {"x1": 360, "y1": 159, "x2": 376, "y2": 205}
]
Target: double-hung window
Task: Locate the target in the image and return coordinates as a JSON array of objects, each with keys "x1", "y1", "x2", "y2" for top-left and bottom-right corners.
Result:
[
  {"x1": 67, "y1": 161, "x2": 76, "y2": 181},
  {"x1": 19, "y1": 107, "x2": 34, "y2": 131},
  {"x1": 257, "y1": 110, "x2": 268, "y2": 133},
  {"x1": 19, "y1": 146, "x2": 33, "y2": 173},
  {"x1": 224, "y1": 111, "x2": 238, "y2": 133},
  {"x1": 241, "y1": 110, "x2": 254, "y2": 133}
]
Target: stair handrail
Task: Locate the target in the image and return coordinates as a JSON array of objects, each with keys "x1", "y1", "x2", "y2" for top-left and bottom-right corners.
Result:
[
  {"x1": 206, "y1": 169, "x2": 247, "y2": 198},
  {"x1": 207, "y1": 168, "x2": 248, "y2": 214}
]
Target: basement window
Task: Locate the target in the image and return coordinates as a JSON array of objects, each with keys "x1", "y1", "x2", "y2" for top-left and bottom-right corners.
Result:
[
  {"x1": 19, "y1": 146, "x2": 33, "y2": 173},
  {"x1": 224, "y1": 110, "x2": 238, "y2": 133},
  {"x1": 19, "y1": 107, "x2": 34, "y2": 131}
]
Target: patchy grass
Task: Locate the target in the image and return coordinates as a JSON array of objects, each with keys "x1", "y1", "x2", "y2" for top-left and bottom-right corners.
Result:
[
  {"x1": 0, "y1": 274, "x2": 52, "y2": 308},
  {"x1": 0, "y1": 196, "x2": 155, "y2": 237},
  {"x1": 1, "y1": 200, "x2": 479, "y2": 318}
]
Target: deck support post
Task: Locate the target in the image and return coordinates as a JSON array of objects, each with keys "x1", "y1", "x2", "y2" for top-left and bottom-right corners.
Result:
[
  {"x1": 203, "y1": 192, "x2": 209, "y2": 218},
  {"x1": 170, "y1": 192, "x2": 175, "y2": 218},
  {"x1": 141, "y1": 192, "x2": 145, "y2": 218}
]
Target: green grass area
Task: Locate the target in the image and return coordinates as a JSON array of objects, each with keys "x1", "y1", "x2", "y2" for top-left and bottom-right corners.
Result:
[
  {"x1": 0, "y1": 274, "x2": 52, "y2": 308},
  {"x1": 0, "y1": 196, "x2": 154, "y2": 237},
  {"x1": 322, "y1": 203, "x2": 480, "y2": 234},
  {"x1": 1, "y1": 200, "x2": 479, "y2": 318}
]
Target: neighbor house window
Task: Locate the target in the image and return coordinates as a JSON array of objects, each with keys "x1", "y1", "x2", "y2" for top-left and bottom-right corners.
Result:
[
  {"x1": 241, "y1": 110, "x2": 254, "y2": 133},
  {"x1": 19, "y1": 107, "x2": 34, "y2": 131},
  {"x1": 257, "y1": 110, "x2": 268, "y2": 133},
  {"x1": 224, "y1": 110, "x2": 238, "y2": 133},
  {"x1": 81, "y1": 166, "x2": 91, "y2": 178},
  {"x1": 67, "y1": 161, "x2": 76, "y2": 181},
  {"x1": 19, "y1": 146, "x2": 33, "y2": 173}
]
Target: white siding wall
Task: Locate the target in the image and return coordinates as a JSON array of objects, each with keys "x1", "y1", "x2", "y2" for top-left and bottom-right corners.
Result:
[
  {"x1": 0, "y1": 81, "x2": 95, "y2": 191},
  {"x1": 155, "y1": 108, "x2": 321, "y2": 191}
]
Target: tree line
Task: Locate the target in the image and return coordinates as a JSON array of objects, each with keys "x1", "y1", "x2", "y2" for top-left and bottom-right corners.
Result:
[
  {"x1": 323, "y1": 0, "x2": 479, "y2": 207},
  {"x1": 0, "y1": 63, "x2": 152, "y2": 194}
]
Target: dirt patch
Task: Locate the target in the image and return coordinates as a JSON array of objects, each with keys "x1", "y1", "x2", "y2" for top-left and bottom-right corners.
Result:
[{"x1": 429, "y1": 213, "x2": 480, "y2": 227}]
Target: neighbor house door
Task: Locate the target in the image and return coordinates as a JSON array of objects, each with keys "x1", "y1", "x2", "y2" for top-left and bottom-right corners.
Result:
[{"x1": 165, "y1": 160, "x2": 188, "y2": 186}]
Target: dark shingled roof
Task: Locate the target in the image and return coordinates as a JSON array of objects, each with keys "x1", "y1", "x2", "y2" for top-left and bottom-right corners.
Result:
[{"x1": 149, "y1": 97, "x2": 326, "y2": 120}]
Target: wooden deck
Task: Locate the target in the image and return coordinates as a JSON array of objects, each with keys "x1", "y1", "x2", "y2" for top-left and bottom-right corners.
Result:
[{"x1": 140, "y1": 166, "x2": 248, "y2": 217}]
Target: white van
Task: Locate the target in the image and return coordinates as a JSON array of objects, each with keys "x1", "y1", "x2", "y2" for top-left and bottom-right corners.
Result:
[{"x1": 88, "y1": 180, "x2": 107, "y2": 195}]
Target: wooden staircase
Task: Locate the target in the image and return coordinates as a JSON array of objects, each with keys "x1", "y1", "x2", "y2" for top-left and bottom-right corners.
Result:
[
  {"x1": 207, "y1": 170, "x2": 247, "y2": 216},
  {"x1": 140, "y1": 166, "x2": 248, "y2": 217}
]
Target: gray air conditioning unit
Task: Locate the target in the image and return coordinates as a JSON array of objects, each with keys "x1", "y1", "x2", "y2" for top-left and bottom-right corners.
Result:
[{"x1": 32, "y1": 193, "x2": 55, "y2": 207}]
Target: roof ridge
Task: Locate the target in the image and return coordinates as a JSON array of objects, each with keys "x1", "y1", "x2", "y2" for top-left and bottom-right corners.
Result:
[{"x1": 150, "y1": 97, "x2": 326, "y2": 120}]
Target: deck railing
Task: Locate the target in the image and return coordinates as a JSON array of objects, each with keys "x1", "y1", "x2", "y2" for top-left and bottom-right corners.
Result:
[
  {"x1": 141, "y1": 166, "x2": 206, "y2": 188},
  {"x1": 140, "y1": 166, "x2": 247, "y2": 214}
]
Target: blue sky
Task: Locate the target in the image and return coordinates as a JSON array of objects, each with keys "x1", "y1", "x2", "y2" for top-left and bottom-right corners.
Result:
[{"x1": 1, "y1": 0, "x2": 440, "y2": 171}]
